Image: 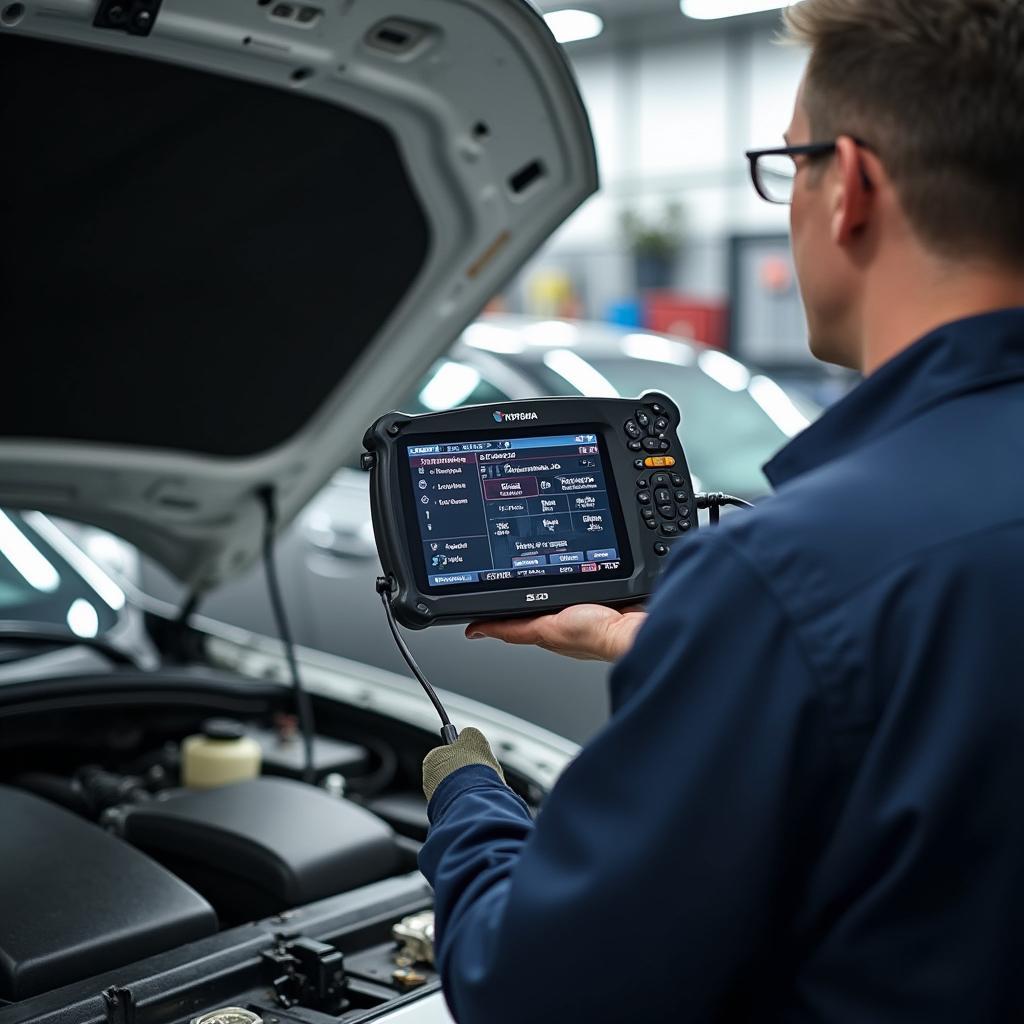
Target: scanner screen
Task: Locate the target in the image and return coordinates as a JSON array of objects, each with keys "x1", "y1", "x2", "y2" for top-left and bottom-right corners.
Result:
[{"x1": 405, "y1": 430, "x2": 630, "y2": 591}]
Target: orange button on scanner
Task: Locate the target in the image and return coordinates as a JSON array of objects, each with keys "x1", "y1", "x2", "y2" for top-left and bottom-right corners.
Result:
[{"x1": 644, "y1": 456, "x2": 676, "y2": 468}]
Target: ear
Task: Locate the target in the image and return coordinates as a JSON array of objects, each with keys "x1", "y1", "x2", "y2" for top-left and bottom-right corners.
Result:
[{"x1": 830, "y1": 136, "x2": 875, "y2": 246}]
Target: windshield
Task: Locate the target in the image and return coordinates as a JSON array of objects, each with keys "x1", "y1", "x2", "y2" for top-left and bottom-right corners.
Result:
[
  {"x1": 0, "y1": 510, "x2": 121, "y2": 640},
  {"x1": 528, "y1": 351, "x2": 813, "y2": 498}
]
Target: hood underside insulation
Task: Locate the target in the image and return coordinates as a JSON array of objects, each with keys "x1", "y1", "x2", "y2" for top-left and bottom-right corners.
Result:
[{"x1": 1, "y1": 34, "x2": 430, "y2": 457}]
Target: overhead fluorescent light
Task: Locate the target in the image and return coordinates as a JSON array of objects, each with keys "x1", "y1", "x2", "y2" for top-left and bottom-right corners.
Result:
[
  {"x1": 681, "y1": 0, "x2": 802, "y2": 20},
  {"x1": 544, "y1": 9, "x2": 604, "y2": 43},
  {"x1": 0, "y1": 509, "x2": 60, "y2": 593},
  {"x1": 67, "y1": 598, "x2": 100, "y2": 639},
  {"x1": 23, "y1": 512, "x2": 126, "y2": 611}
]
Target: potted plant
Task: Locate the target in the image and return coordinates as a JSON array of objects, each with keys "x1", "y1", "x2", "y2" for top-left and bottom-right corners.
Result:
[{"x1": 622, "y1": 202, "x2": 685, "y2": 291}]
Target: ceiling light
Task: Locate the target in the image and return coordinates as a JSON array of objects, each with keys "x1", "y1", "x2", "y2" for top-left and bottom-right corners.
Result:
[
  {"x1": 681, "y1": 0, "x2": 802, "y2": 21},
  {"x1": 544, "y1": 9, "x2": 604, "y2": 43},
  {"x1": 67, "y1": 598, "x2": 100, "y2": 640},
  {"x1": 23, "y1": 512, "x2": 126, "y2": 610},
  {"x1": 0, "y1": 509, "x2": 60, "y2": 593}
]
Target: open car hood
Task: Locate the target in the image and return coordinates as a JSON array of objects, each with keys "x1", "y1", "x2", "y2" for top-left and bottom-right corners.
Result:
[{"x1": 0, "y1": 0, "x2": 597, "y2": 590}]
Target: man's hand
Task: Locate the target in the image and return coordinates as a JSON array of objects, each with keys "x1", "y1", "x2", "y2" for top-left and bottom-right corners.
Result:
[{"x1": 465, "y1": 604, "x2": 647, "y2": 663}]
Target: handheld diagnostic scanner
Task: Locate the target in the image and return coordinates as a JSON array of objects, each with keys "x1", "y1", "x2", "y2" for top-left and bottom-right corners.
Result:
[{"x1": 361, "y1": 394, "x2": 697, "y2": 629}]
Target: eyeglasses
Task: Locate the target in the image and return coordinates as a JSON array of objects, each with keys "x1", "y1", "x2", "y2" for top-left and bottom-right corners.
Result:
[{"x1": 746, "y1": 139, "x2": 871, "y2": 205}]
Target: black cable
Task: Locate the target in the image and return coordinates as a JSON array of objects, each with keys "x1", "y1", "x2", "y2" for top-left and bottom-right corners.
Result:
[
  {"x1": 258, "y1": 487, "x2": 316, "y2": 783},
  {"x1": 696, "y1": 492, "x2": 755, "y2": 511},
  {"x1": 176, "y1": 592, "x2": 200, "y2": 625},
  {"x1": 371, "y1": 494, "x2": 753, "y2": 745},
  {"x1": 696, "y1": 491, "x2": 755, "y2": 525},
  {"x1": 377, "y1": 576, "x2": 459, "y2": 745}
]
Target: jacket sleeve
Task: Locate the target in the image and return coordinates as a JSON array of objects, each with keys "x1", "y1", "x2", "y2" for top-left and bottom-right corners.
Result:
[{"x1": 418, "y1": 533, "x2": 839, "y2": 1023}]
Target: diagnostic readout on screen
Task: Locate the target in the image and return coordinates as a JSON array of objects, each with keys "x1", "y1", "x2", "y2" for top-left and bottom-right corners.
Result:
[{"x1": 406, "y1": 432, "x2": 625, "y2": 588}]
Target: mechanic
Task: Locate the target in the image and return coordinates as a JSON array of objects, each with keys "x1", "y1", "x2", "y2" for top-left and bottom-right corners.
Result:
[{"x1": 417, "y1": 1, "x2": 1024, "y2": 1019}]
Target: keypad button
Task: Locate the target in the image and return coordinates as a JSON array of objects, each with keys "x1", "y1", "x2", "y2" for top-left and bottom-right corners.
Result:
[
  {"x1": 679, "y1": 521, "x2": 692, "y2": 532},
  {"x1": 660, "y1": 523, "x2": 680, "y2": 537},
  {"x1": 658, "y1": 440, "x2": 671, "y2": 451},
  {"x1": 642, "y1": 437, "x2": 662, "y2": 452},
  {"x1": 641, "y1": 508, "x2": 656, "y2": 521},
  {"x1": 628, "y1": 440, "x2": 643, "y2": 452},
  {"x1": 651, "y1": 473, "x2": 670, "y2": 489},
  {"x1": 654, "y1": 416, "x2": 670, "y2": 433},
  {"x1": 625, "y1": 420, "x2": 642, "y2": 440},
  {"x1": 650, "y1": 403, "x2": 665, "y2": 415},
  {"x1": 635, "y1": 409, "x2": 651, "y2": 430},
  {"x1": 676, "y1": 503, "x2": 690, "y2": 519},
  {"x1": 654, "y1": 543, "x2": 669, "y2": 557},
  {"x1": 658, "y1": 504, "x2": 675, "y2": 519},
  {"x1": 637, "y1": 492, "x2": 652, "y2": 506},
  {"x1": 654, "y1": 488, "x2": 672, "y2": 506},
  {"x1": 674, "y1": 490, "x2": 688, "y2": 503},
  {"x1": 645, "y1": 519, "x2": 658, "y2": 530},
  {"x1": 635, "y1": 460, "x2": 646, "y2": 471},
  {"x1": 670, "y1": 473, "x2": 684, "y2": 487},
  {"x1": 636, "y1": 478, "x2": 649, "y2": 489}
]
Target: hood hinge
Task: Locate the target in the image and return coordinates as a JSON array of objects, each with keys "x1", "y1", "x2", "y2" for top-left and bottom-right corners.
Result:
[{"x1": 93, "y1": 0, "x2": 163, "y2": 36}]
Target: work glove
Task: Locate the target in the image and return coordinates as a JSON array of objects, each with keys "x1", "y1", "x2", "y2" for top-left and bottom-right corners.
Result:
[{"x1": 422, "y1": 727, "x2": 506, "y2": 802}]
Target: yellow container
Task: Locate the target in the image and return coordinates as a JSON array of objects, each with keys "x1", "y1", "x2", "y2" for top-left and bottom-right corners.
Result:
[{"x1": 182, "y1": 719, "x2": 261, "y2": 789}]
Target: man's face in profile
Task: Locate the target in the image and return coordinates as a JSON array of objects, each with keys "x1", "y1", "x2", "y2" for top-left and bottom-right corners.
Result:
[{"x1": 787, "y1": 77, "x2": 862, "y2": 371}]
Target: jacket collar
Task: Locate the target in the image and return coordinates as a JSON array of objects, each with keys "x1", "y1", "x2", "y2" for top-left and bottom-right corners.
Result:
[{"x1": 764, "y1": 307, "x2": 1024, "y2": 488}]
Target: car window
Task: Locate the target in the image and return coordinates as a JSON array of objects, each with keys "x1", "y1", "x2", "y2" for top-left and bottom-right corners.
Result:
[
  {"x1": 400, "y1": 359, "x2": 512, "y2": 415},
  {"x1": 529, "y1": 355, "x2": 812, "y2": 498},
  {"x1": 0, "y1": 510, "x2": 120, "y2": 639}
]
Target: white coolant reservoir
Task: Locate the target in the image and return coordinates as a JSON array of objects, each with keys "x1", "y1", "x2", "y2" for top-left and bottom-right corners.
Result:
[{"x1": 182, "y1": 719, "x2": 261, "y2": 789}]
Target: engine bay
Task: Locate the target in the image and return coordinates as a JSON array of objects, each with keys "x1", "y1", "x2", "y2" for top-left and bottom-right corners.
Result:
[{"x1": 0, "y1": 677, "x2": 503, "y2": 1019}]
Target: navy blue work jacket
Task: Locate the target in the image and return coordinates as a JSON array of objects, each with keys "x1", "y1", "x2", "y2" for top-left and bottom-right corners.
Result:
[{"x1": 419, "y1": 309, "x2": 1024, "y2": 1023}]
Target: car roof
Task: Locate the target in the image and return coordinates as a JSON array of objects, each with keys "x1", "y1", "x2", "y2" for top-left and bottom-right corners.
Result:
[{"x1": 455, "y1": 315, "x2": 705, "y2": 364}]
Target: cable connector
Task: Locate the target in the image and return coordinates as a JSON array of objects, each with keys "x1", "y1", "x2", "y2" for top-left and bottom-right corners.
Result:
[{"x1": 695, "y1": 492, "x2": 755, "y2": 526}]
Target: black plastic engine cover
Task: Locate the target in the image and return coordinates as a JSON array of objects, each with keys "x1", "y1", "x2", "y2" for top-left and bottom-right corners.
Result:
[
  {"x1": 122, "y1": 777, "x2": 402, "y2": 921},
  {"x1": 0, "y1": 786, "x2": 217, "y2": 1001}
]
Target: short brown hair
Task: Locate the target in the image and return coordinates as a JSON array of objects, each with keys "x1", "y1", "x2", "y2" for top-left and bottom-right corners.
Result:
[{"x1": 784, "y1": 0, "x2": 1024, "y2": 267}]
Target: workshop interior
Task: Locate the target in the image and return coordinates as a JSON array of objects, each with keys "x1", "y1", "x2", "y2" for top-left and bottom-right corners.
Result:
[{"x1": 1, "y1": 0, "x2": 857, "y2": 1020}]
